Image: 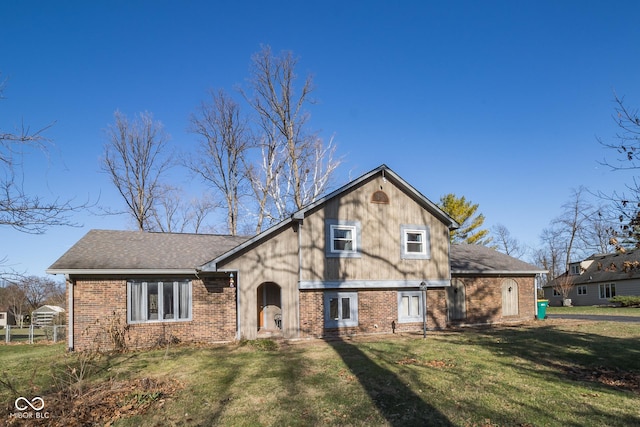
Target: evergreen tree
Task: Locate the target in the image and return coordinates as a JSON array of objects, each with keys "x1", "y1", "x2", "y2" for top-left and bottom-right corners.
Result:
[{"x1": 438, "y1": 193, "x2": 491, "y2": 245}]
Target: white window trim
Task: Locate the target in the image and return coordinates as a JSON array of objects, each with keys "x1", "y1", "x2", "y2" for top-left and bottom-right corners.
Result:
[
  {"x1": 127, "y1": 280, "x2": 192, "y2": 324},
  {"x1": 325, "y1": 220, "x2": 361, "y2": 258},
  {"x1": 577, "y1": 285, "x2": 587, "y2": 295},
  {"x1": 599, "y1": 283, "x2": 616, "y2": 299},
  {"x1": 324, "y1": 291, "x2": 358, "y2": 328},
  {"x1": 401, "y1": 225, "x2": 431, "y2": 259},
  {"x1": 397, "y1": 290, "x2": 423, "y2": 323}
]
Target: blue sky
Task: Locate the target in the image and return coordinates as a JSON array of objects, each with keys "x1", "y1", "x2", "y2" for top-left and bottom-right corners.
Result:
[{"x1": 2, "y1": 1, "x2": 640, "y2": 277}]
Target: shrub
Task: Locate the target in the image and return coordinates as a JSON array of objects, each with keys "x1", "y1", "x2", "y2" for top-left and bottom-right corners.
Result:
[{"x1": 610, "y1": 295, "x2": 640, "y2": 307}]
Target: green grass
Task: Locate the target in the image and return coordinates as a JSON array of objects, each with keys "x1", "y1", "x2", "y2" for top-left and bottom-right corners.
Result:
[
  {"x1": 1, "y1": 320, "x2": 639, "y2": 426},
  {"x1": 547, "y1": 305, "x2": 640, "y2": 316}
]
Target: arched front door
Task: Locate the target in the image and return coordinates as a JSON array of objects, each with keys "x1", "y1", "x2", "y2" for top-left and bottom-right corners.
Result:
[
  {"x1": 501, "y1": 279, "x2": 519, "y2": 316},
  {"x1": 447, "y1": 278, "x2": 466, "y2": 321},
  {"x1": 257, "y1": 282, "x2": 282, "y2": 331}
]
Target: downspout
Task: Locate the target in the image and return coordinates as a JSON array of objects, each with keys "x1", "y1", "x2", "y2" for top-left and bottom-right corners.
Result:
[
  {"x1": 295, "y1": 216, "x2": 303, "y2": 339},
  {"x1": 66, "y1": 274, "x2": 74, "y2": 351}
]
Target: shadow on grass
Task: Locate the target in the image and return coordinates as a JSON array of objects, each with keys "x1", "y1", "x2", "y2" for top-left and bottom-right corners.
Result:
[{"x1": 326, "y1": 337, "x2": 453, "y2": 427}]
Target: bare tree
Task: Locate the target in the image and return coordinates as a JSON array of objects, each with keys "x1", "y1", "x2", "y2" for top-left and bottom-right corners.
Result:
[
  {"x1": 242, "y1": 46, "x2": 341, "y2": 229},
  {"x1": 101, "y1": 111, "x2": 172, "y2": 231},
  {"x1": 598, "y1": 93, "x2": 640, "y2": 248},
  {"x1": 0, "y1": 76, "x2": 80, "y2": 234},
  {"x1": 491, "y1": 224, "x2": 526, "y2": 258},
  {"x1": 150, "y1": 185, "x2": 217, "y2": 233},
  {"x1": 187, "y1": 90, "x2": 250, "y2": 235},
  {"x1": 2, "y1": 276, "x2": 63, "y2": 326}
]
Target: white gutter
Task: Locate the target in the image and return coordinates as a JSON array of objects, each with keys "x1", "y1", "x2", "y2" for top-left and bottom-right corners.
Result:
[{"x1": 47, "y1": 268, "x2": 199, "y2": 276}]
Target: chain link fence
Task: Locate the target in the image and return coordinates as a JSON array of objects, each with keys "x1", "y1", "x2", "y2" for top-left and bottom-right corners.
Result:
[{"x1": 2, "y1": 325, "x2": 66, "y2": 344}]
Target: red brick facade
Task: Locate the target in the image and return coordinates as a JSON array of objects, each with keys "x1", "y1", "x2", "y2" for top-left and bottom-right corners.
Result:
[{"x1": 71, "y1": 277, "x2": 237, "y2": 351}]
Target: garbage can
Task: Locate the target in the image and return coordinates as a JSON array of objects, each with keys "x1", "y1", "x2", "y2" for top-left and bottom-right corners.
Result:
[{"x1": 537, "y1": 300, "x2": 549, "y2": 320}]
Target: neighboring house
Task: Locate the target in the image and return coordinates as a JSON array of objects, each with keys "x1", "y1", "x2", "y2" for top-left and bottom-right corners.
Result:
[
  {"x1": 47, "y1": 165, "x2": 545, "y2": 351},
  {"x1": 0, "y1": 307, "x2": 15, "y2": 328},
  {"x1": 31, "y1": 305, "x2": 66, "y2": 326},
  {"x1": 543, "y1": 251, "x2": 640, "y2": 306}
]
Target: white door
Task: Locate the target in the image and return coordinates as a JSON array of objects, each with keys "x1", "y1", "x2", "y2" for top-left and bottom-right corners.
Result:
[{"x1": 502, "y1": 279, "x2": 519, "y2": 316}]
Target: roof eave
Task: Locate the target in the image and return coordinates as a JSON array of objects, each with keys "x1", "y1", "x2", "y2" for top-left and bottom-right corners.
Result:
[
  {"x1": 452, "y1": 269, "x2": 547, "y2": 276},
  {"x1": 46, "y1": 268, "x2": 199, "y2": 276}
]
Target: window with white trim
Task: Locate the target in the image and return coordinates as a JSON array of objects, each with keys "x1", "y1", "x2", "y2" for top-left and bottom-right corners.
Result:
[
  {"x1": 398, "y1": 291, "x2": 423, "y2": 323},
  {"x1": 128, "y1": 280, "x2": 192, "y2": 323},
  {"x1": 401, "y1": 225, "x2": 430, "y2": 259},
  {"x1": 577, "y1": 285, "x2": 587, "y2": 295},
  {"x1": 324, "y1": 291, "x2": 358, "y2": 328},
  {"x1": 570, "y1": 264, "x2": 581, "y2": 275},
  {"x1": 599, "y1": 283, "x2": 616, "y2": 299},
  {"x1": 325, "y1": 220, "x2": 361, "y2": 258}
]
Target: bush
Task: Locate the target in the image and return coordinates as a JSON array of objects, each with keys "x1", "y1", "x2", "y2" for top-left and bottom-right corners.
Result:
[{"x1": 610, "y1": 295, "x2": 640, "y2": 307}]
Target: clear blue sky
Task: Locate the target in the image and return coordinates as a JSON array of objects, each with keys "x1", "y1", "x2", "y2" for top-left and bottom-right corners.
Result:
[{"x1": 2, "y1": 1, "x2": 639, "y2": 278}]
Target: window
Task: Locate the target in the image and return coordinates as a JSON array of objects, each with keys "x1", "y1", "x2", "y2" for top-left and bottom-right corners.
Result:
[
  {"x1": 332, "y1": 225, "x2": 356, "y2": 252},
  {"x1": 553, "y1": 289, "x2": 561, "y2": 296},
  {"x1": 401, "y1": 225, "x2": 430, "y2": 259},
  {"x1": 324, "y1": 292, "x2": 358, "y2": 327},
  {"x1": 398, "y1": 291, "x2": 423, "y2": 323},
  {"x1": 599, "y1": 283, "x2": 616, "y2": 299},
  {"x1": 325, "y1": 220, "x2": 361, "y2": 258},
  {"x1": 577, "y1": 285, "x2": 587, "y2": 295},
  {"x1": 128, "y1": 280, "x2": 192, "y2": 323},
  {"x1": 570, "y1": 264, "x2": 581, "y2": 275}
]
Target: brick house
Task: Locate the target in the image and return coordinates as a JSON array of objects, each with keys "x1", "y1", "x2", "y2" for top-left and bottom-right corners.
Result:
[{"x1": 47, "y1": 165, "x2": 545, "y2": 351}]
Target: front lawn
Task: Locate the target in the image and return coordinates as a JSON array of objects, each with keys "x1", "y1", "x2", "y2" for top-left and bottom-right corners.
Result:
[
  {"x1": 547, "y1": 305, "x2": 640, "y2": 316},
  {"x1": 1, "y1": 320, "x2": 639, "y2": 426}
]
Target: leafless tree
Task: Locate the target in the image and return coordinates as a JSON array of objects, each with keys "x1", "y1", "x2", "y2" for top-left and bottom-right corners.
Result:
[
  {"x1": 2, "y1": 276, "x2": 63, "y2": 326},
  {"x1": 491, "y1": 224, "x2": 526, "y2": 258},
  {"x1": 597, "y1": 93, "x2": 640, "y2": 248},
  {"x1": 150, "y1": 185, "x2": 217, "y2": 233},
  {"x1": 242, "y1": 46, "x2": 341, "y2": 230},
  {"x1": 101, "y1": 111, "x2": 173, "y2": 231},
  {"x1": 0, "y1": 76, "x2": 80, "y2": 235},
  {"x1": 187, "y1": 90, "x2": 250, "y2": 235}
]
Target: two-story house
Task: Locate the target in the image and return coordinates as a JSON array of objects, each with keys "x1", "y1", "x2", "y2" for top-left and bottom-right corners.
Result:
[{"x1": 47, "y1": 165, "x2": 544, "y2": 351}]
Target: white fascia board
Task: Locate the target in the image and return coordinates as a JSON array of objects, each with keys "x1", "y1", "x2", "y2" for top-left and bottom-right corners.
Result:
[
  {"x1": 46, "y1": 269, "x2": 199, "y2": 276},
  {"x1": 298, "y1": 279, "x2": 451, "y2": 290},
  {"x1": 452, "y1": 270, "x2": 547, "y2": 276}
]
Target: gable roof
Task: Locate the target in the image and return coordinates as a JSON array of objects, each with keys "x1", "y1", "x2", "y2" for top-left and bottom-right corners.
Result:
[
  {"x1": 546, "y1": 250, "x2": 640, "y2": 287},
  {"x1": 32, "y1": 305, "x2": 65, "y2": 314},
  {"x1": 46, "y1": 229, "x2": 249, "y2": 275},
  {"x1": 450, "y1": 244, "x2": 545, "y2": 275},
  {"x1": 201, "y1": 164, "x2": 459, "y2": 271}
]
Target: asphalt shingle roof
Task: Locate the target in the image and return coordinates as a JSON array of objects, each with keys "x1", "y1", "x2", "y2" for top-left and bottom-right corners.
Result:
[
  {"x1": 450, "y1": 244, "x2": 544, "y2": 274},
  {"x1": 548, "y1": 250, "x2": 640, "y2": 286},
  {"x1": 47, "y1": 229, "x2": 250, "y2": 272}
]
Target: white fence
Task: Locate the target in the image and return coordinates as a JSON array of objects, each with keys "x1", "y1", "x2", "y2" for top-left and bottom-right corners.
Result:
[{"x1": 2, "y1": 325, "x2": 66, "y2": 344}]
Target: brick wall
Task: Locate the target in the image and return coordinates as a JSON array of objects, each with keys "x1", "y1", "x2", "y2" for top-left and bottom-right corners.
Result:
[
  {"x1": 455, "y1": 275, "x2": 535, "y2": 325},
  {"x1": 299, "y1": 288, "x2": 449, "y2": 339},
  {"x1": 298, "y1": 277, "x2": 535, "y2": 339},
  {"x1": 71, "y1": 277, "x2": 237, "y2": 351}
]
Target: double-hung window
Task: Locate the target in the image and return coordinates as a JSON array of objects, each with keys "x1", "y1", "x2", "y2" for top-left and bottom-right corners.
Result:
[
  {"x1": 398, "y1": 291, "x2": 423, "y2": 323},
  {"x1": 324, "y1": 292, "x2": 358, "y2": 328},
  {"x1": 401, "y1": 225, "x2": 430, "y2": 259},
  {"x1": 325, "y1": 220, "x2": 361, "y2": 257},
  {"x1": 577, "y1": 285, "x2": 587, "y2": 295},
  {"x1": 599, "y1": 283, "x2": 616, "y2": 299},
  {"x1": 128, "y1": 280, "x2": 192, "y2": 323}
]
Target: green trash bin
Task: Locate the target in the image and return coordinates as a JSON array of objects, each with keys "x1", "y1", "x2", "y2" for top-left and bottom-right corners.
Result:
[{"x1": 537, "y1": 300, "x2": 549, "y2": 320}]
